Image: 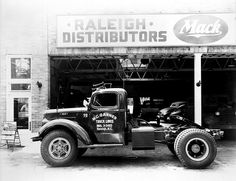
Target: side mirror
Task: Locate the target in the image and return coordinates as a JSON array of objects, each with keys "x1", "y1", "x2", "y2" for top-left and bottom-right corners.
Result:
[{"x1": 83, "y1": 99, "x2": 90, "y2": 109}]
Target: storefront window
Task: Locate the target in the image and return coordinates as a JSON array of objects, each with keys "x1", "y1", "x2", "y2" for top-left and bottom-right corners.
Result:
[{"x1": 11, "y1": 58, "x2": 31, "y2": 79}]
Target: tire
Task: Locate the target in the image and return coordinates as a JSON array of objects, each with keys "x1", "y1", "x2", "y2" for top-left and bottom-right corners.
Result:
[
  {"x1": 174, "y1": 128, "x2": 217, "y2": 169},
  {"x1": 41, "y1": 130, "x2": 78, "y2": 167},
  {"x1": 167, "y1": 143, "x2": 176, "y2": 155}
]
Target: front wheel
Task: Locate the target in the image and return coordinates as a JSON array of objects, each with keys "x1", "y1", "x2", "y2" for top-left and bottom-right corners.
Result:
[
  {"x1": 174, "y1": 128, "x2": 217, "y2": 169},
  {"x1": 41, "y1": 130, "x2": 78, "y2": 167}
]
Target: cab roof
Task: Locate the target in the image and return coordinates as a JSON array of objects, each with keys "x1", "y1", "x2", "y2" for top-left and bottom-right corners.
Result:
[{"x1": 93, "y1": 88, "x2": 127, "y2": 95}]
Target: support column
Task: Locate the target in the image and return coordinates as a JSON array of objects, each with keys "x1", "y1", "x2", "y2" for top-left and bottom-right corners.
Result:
[{"x1": 194, "y1": 53, "x2": 202, "y2": 125}]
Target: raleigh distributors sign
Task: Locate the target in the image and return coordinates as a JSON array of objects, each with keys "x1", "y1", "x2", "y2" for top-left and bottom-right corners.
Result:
[{"x1": 57, "y1": 14, "x2": 236, "y2": 47}]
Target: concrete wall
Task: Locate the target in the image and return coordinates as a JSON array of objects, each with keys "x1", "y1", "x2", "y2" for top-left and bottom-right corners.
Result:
[{"x1": 0, "y1": 0, "x2": 48, "y2": 131}]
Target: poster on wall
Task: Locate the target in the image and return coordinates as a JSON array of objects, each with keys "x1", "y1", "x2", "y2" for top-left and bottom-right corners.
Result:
[{"x1": 57, "y1": 13, "x2": 236, "y2": 47}]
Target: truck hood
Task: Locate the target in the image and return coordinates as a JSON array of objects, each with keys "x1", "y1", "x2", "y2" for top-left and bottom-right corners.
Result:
[{"x1": 44, "y1": 107, "x2": 87, "y2": 114}]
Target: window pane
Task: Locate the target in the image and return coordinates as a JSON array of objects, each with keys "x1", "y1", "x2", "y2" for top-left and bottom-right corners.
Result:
[
  {"x1": 11, "y1": 58, "x2": 31, "y2": 79},
  {"x1": 11, "y1": 84, "x2": 31, "y2": 90},
  {"x1": 14, "y1": 98, "x2": 29, "y2": 129},
  {"x1": 93, "y1": 93, "x2": 117, "y2": 107}
]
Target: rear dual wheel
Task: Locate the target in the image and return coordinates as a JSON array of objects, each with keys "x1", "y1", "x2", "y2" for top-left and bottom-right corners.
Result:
[{"x1": 174, "y1": 128, "x2": 217, "y2": 169}]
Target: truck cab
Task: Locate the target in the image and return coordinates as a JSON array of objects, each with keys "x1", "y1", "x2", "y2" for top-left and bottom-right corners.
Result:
[{"x1": 88, "y1": 88, "x2": 127, "y2": 144}]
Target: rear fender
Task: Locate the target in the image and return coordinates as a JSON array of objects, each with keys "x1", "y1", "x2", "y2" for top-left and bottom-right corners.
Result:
[{"x1": 38, "y1": 119, "x2": 91, "y2": 145}]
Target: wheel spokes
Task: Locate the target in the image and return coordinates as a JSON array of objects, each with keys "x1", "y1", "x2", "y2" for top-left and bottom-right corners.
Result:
[{"x1": 48, "y1": 137, "x2": 71, "y2": 160}]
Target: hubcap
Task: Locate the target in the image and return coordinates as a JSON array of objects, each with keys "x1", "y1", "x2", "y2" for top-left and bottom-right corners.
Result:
[
  {"x1": 185, "y1": 138, "x2": 209, "y2": 161},
  {"x1": 191, "y1": 144, "x2": 201, "y2": 153},
  {"x1": 48, "y1": 137, "x2": 71, "y2": 160}
]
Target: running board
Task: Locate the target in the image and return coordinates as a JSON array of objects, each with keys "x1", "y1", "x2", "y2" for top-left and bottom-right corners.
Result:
[{"x1": 78, "y1": 144, "x2": 123, "y2": 148}]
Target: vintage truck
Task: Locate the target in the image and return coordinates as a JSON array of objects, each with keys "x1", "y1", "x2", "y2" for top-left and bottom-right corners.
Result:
[{"x1": 32, "y1": 86, "x2": 223, "y2": 168}]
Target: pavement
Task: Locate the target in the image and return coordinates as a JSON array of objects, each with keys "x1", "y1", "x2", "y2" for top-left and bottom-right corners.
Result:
[{"x1": 0, "y1": 130, "x2": 236, "y2": 181}]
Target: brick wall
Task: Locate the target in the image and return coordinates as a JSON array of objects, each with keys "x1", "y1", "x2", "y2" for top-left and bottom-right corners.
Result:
[{"x1": 0, "y1": 0, "x2": 48, "y2": 132}]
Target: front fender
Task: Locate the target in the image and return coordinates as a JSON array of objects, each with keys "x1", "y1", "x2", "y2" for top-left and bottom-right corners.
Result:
[{"x1": 37, "y1": 119, "x2": 91, "y2": 145}]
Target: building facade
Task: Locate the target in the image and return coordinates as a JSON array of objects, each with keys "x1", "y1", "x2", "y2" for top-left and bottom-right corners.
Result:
[{"x1": 0, "y1": 0, "x2": 236, "y2": 133}]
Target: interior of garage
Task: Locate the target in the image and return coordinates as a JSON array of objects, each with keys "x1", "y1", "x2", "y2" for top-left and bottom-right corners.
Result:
[{"x1": 49, "y1": 53, "x2": 236, "y2": 137}]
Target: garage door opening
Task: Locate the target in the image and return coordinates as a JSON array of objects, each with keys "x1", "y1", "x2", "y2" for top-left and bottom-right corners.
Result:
[
  {"x1": 49, "y1": 54, "x2": 194, "y2": 120},
  {"x1": 201, "y1": 54, "x2": 236, "y2": 133},
  {"x1": 49, "y1": 53, "x2": 236, "y2": 133}
]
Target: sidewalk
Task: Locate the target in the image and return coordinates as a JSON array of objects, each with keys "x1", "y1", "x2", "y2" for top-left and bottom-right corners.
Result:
[{"x1": 0, "y1": 129, "x2": 40, "y2": 156}]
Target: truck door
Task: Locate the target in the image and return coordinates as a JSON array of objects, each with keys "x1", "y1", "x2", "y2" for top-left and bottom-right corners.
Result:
[{"x1": 89, "y1": 91, "x2": 125, "y2": 144}]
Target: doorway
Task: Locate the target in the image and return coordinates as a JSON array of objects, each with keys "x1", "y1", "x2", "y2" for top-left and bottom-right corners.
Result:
[
  {"x1": 6, "y1": 55, "x2": 32, "y2": 129},
  {"x1": 7, "y1": 93, "x2": 31, "y2": 129}
]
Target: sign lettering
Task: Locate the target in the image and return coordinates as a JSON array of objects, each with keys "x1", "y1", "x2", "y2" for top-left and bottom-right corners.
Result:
[
  {"x1": 92, "y1": 112, "x2": 117, "y2": 132},
  {"x1": 57, "y1": 14, "x2": 236, "y2": 47}
]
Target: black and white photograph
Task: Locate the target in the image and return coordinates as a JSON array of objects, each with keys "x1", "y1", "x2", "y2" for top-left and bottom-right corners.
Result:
[{"x1": 0, "y1": 0, "x2": 236, "y2": 181}]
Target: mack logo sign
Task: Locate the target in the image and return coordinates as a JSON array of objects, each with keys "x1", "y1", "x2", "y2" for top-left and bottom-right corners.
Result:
[
  {"x1": 57, "y1": 14, "x2": 235, "y2": 47},
  {"x1": 174, "y1": 15, "x2": 228, "y2": 44}
]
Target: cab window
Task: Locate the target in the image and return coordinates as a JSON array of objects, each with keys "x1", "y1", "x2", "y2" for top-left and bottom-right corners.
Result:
[{"x1": 92, "y1": 93, "x2": 118, "y2": 107}]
